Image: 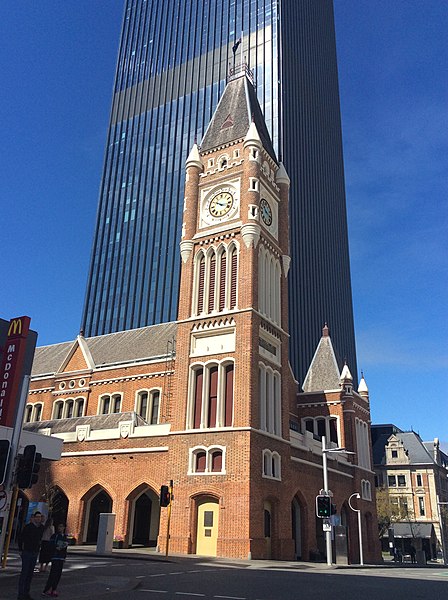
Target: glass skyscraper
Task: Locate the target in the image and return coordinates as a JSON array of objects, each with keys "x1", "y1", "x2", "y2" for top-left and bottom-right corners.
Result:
[{"x1": 82, "y1": 0, "x2": 358, "y2": 386}]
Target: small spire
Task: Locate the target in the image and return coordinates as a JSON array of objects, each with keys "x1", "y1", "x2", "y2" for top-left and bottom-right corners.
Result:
[
  {"x1": 322, "y1": 323, "x2": 329, "y2": 337},
  {"x1": 340, "y1": 362, "x2": 353, "y2": 382},
  {"x1": 358, "y1": 371, "x2": 369, "y2": 395},
  {"x1": 79, "y1": 328, "x2": 85, "y2": 337},
  {"x1": 276, "y1": 161, "x2": 290, "y2": 186},
  {"x1": 185, "y1": 142, "x2": 203, "y2": 170}
]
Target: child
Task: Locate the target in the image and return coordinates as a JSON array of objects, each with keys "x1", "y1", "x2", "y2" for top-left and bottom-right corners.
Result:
[{"x1": 42, "y1": 523, "x2": 68, "y2": 597}]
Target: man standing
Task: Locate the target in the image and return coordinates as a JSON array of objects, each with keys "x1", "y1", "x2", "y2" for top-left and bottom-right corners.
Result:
[{"x1": 17, "y1": 511, "x2": 44, "y2": 600}]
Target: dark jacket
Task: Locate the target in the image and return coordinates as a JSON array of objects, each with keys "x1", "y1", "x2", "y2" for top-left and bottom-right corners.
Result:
[
  {"x1": 49, "y1": 533, "x2": 68, "y2": 560},
  {"x1": 18, "y1": 523, "x2": 44, "y2": 553}
]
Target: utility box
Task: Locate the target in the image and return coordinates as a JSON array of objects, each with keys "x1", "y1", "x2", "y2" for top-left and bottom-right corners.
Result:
[
  {"x1": 334, "y1": 525, "x2": 348, "y2": 565},
  {"x1": 96, "y1": 513, "x2": 115, "y2": 555}
]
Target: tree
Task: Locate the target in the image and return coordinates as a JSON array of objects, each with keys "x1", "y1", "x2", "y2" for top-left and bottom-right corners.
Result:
[{"x1": 375, "y1": 487, "x2": 412, "y2": 539}]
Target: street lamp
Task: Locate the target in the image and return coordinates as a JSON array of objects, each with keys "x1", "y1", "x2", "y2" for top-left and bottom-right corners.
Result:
[
  {"x1": 348, "y1": 492, "x2": 364, "y2": 565},
  {"x1": 321, "y1": 436, "x2": 356, "y2": 566},
  {"x1": 436, "y1": 497, "x2": 448, "y2": 566}
]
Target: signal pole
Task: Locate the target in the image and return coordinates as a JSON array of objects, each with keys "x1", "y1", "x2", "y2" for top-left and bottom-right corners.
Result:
[
  {"x1": 321, "y1": 436, "x2": 356, "y2": 566},
  {"x1": 165, "y1": 480, "x2": 173, "y2": 557}
]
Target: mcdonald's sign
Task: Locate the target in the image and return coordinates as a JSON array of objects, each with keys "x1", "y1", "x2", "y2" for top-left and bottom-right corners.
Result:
[{"x1": 0, "y1": 316, "x2": 31, "y2": 427}]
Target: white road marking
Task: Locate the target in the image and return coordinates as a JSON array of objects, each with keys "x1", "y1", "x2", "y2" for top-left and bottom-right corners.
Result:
[
  {"x1": 139, "y1": 590, "x2": 168, "y2": 594},
  {"x1": 175, "y1": 593, "x2": 205, "y2": 597},
  {"x1": 214, "y1": 596, "x2": 246, "y2": 600}
]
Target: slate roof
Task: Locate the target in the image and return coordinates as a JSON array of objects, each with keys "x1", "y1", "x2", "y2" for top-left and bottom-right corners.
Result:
[
  {"x1": 372, "y1": 428, "x2": 441, "y2": 466},
  {"x1": 200, "y1": 73, "x2": 277, "y2": 163},
  {"x1": 302, "y1": 334, "x2": 342, "y2": 392},
  {"x1": 22, "y1": 411, "x2": 147, "y2": 434},
  {"x1": 31, "y1": 322, "x2": 177, "y2": 376}
]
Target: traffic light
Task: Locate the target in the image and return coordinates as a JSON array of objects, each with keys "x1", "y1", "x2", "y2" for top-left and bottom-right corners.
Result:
[
  {"x1": 316, "y1": 495, "x2": 331, "y2": 518},
  {"x1": 0, "y1": 439, "x2": 11, "y2": 485},
  {"x1": 160, "y1": 484, "x2": 171, "y2": 507},
  {"x1": 16, "y1": 444, "x2": 42, "y2": 489}
]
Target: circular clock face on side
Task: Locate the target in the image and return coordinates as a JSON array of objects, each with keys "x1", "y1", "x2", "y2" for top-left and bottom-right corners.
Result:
[
  {"x1": 209, "y1": 191, "x2": 234, "y2": 218},
  {"x1": 260, "y1": 198, "x2": 273, "y2": 226}
]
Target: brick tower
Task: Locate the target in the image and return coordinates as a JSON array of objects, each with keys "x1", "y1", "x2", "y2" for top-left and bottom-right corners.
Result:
[{"x1": 164, "y1": 68, "x2": 297, "y2": 559}]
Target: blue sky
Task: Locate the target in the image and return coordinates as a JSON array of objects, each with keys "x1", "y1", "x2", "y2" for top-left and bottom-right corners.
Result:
[{"x1": 1, "y1": 2, "x2": 446, "y2": 448}]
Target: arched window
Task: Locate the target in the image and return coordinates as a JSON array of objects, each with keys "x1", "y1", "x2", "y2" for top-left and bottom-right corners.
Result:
[
  {"x1": 135, "y1": 389, "x2": 161, "y2": 424},
  {"x1": 65, "y1": 399, "x2": 74, "y2": 418},
  {"x1": 259, "y1": 363, "x2": 281, "y2": 436},
  {"x1": 112, "y1": 394, "x2": 121, "y2": 413},
  {"x1": 262, "y1": 449, "x2": 281, "y2": 480},
  {"x1": 99, "y1": 395, "x2": 111, "y2": 415},
  {"x1": 258, "y1": 245, "x2": 281, "y2": 325},
  {"x1": 24, "y1": 405, "x2": 33, "y2": 423},
  {"x1": 211, "y1": 450, "x2": 223, "y2": 472},
  {"x1": 54, "y1": 401, "x2": 64, "y2": 420},
  {"x1": 196, "y1": 451, "x2": 207, "y2": 472},
  {"x1": 194, "y1": 244, "x2": 238, "y2": 316},
  {"x1": 188, "y1": 361, "x2": 234, "y2": 430},
  {"x1": 190, "y1": 446, "x2": 225, "y2": 474},
  {"x1": 301, "y1": 416, "x2": 340, "y2": 446},
  {"x1": 75, "y1": 398, "x2": 85, "y2": 417},
  {"x1": 34, "y1": 404, "x2": 42, "y2": 422},
  {"x1": 137, "y1": 391, "x2": 148, "y2": 419}
]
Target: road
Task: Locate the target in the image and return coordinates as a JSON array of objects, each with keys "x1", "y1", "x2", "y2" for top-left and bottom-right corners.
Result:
[{"x1": 1, "y1": 551, "x2": 447, "y2": 600}]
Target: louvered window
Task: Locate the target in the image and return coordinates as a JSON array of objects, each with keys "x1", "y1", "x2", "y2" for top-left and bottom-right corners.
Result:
[
  {"x1": 230, "y1": 247, "x2": 237, "y2": 309},
  {"x1": 197, "y1": 255, "x2": 205, "y2": 314},
  {"x1": 208, "y1": 253, "x2": 216, "y2": 312},
  {"x1": 219, "y1": 252, "x2": 226, "y2": 311}
]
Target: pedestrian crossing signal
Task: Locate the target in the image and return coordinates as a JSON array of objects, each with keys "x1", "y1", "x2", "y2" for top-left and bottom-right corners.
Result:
[{"x1": 316, "y1": 495, "x2": 331, "y2": 518}]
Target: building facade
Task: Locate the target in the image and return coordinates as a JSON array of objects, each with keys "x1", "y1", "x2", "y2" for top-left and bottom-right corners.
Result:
[
  {"x1": 371, "y1": 424, "x2": 448, "y2": 561},
  {"x1": 24, "y1": 73, "x2": 377, "y2": 562},
  {"x1": 81, "y1": 0, "x2": 357, "y2": 386}
]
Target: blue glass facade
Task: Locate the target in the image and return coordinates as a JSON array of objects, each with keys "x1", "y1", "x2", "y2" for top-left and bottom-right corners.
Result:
[{"x1": 82, "y1": 0, "x2": 358, "y2": 386}]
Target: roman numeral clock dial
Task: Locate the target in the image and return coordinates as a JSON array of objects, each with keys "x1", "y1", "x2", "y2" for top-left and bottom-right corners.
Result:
[{"x1": 209, "y1": 191, "x2": 234, "y2": 217}]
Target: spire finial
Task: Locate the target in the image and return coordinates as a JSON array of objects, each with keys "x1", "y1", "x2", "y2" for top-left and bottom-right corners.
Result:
[{"x1": 322, "y1": 323, "x2": 329, "y2": 337}]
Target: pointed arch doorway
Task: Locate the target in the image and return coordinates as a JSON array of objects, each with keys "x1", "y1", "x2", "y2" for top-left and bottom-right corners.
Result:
[
  {"x1": 129, "y1": 488, "x2": 160, "y2": 547},
  {"x1": 291, "y1": 497, "x2": 303, "y2": 560},
  {"x1": 85, "y1": 490, "x2": 112, "y2": 544}
]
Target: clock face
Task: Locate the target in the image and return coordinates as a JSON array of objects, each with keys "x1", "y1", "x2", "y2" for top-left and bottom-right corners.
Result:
[
  {"x1": 209, "y1": 191, "x2": 234, "y2": 218},
  {"x1": 260, "y1": 198, "x2": 272, "y2": 226}
]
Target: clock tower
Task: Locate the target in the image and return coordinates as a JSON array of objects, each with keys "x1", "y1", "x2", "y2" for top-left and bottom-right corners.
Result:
[{"x1": 167, "y1": 68, "x2": 297, "y2": 559}]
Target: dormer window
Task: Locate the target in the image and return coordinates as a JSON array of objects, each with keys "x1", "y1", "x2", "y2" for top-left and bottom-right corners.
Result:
[{"x1": 391, "y1": 450, "x2": 398, "y2": 458}]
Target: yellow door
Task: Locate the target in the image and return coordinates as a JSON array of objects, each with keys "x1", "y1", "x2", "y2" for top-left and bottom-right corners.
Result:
[{"x1": 196, "y1": 500, "x2": 219, "y2": 556}]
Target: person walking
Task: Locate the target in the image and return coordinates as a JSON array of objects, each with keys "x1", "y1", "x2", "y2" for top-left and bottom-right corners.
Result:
[
  {"x1": 18, "y1": 511, "x2": 45, "y2": 600},
  {"x1": 410, "y1": 545, "x2": 417, "y2": 564},
  {"x1": 42, "y1": 524, "x2": 68, "y2": 598},
  {"x1": 39, "y1": 517, "x2": 55, "y2": 572}
]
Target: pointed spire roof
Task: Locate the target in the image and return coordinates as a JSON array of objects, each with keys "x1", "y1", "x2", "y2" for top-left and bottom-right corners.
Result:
[
  {"x1": 340, "y1": 362, "x2": 353, "y2": 382},
  {"x1": 200, "y1": 73, "x2": 277, "y2": 162},
  {"x1": 358, "y1": 372, "x2": 369, "y2": 394},
  {"x1": 186, "y1": 142, "x2": 203, "y2": 169},
  {"x1": 302, "y1": 325, "x2": 342, "y2": 392}
]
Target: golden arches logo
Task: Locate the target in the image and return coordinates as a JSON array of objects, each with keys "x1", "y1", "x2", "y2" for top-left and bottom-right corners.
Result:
[{"x1": 7, "y1": 319, "x2": 23, "y2": 337}]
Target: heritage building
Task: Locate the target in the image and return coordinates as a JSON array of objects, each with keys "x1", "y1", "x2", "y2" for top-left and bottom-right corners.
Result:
[
  {"x1": 23, "y1": 72, "x2": 378, "y2": 562},
  {"x1": 371, "y1": 424, "x2": 448, "y2": 561}
]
